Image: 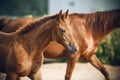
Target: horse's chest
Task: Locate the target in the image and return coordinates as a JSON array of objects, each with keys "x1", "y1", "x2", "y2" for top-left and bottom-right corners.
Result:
[{"x1": 5, "y1": 49, "x2": 32, "y2": 76}]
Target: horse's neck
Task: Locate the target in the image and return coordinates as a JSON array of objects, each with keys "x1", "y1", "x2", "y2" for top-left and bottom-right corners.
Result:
[
  {"x1": 71, "y1": 10, "x2": 120, "y2": 44},
  {"x1": 19, "y1": 21, "x2": 53, "y2": 55},
  {"x1": 90, "y1": 10, "x2": 120, "y2": 41}
]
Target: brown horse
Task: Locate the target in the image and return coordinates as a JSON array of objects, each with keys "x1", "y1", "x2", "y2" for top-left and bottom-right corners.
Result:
[
  {"x1": 1, "y1": 9, "x2": 120, "y2": 80},
  {"x1": 44, "y1": 9, "x2": 120, "y2": 80},
  {"x1": 0, "y1": 10, "x2": 78, "y2": 80}
]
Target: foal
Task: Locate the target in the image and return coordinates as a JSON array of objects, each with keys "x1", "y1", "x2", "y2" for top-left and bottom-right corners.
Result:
[{"x1": 0, "y1": 10, "x2": 78, "y2": 80}]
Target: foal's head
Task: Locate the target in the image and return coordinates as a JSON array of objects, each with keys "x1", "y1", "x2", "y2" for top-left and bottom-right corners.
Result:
[{"x1": 52, "y1": 10, "x2": 78, "y2": 54}]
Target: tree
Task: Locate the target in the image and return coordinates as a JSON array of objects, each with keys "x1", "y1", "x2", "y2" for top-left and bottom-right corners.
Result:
[{"x1": 0, "y1": 0, "x2": 48, "y2": 16}]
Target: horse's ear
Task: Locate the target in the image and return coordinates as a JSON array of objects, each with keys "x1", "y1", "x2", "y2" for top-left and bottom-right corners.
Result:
[
  {"x1": 63, "y1": 9, "x2": 69, "y2": 20},
  {"x1": 58, "y1": 10, "x2": 62, "y2": 20}
]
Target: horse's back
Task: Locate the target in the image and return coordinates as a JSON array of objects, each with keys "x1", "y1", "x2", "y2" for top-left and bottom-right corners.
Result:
[
  {"x1": 2, "y1": 16, "x2": 35, "y2": 33},
  {"x1": 0, "y1": 17, "x2": 13, "y2": 30}
]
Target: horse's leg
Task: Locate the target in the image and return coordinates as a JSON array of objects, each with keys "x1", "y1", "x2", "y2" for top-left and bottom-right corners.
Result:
[
  {"x1": 28, "y1": 70, "x2": 42, "y2": 80},
  {"x1": 65, "y1": 53, "x2": 80, "y2": 80},
  {"x1": 28, "y1": 53, "x2": 44, "y2": 80},
  {"x1": 88, "y1": 54, "x2": 109, "y2": 80},
  {"x1": 6, "y1": 72, "x2": 18, "y2": 80}
]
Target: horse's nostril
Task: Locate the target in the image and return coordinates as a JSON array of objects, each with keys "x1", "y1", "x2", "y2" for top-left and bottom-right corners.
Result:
[
  {"x1": 74, "y1": 47, "x2": 77, "y2": 52},
  {"x1": 68, "y1": 43, "x2": 77, "y2": 54},
  {"x1": 72, "y1": 47, "x2": 77, "y2": 54}
]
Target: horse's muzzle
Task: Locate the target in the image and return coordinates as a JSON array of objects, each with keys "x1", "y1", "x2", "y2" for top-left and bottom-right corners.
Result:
[{"x1": 67, "y1": 43, "x2": 78, "y2": 54}]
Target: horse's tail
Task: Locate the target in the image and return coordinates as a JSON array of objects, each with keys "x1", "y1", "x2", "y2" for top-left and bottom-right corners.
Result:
[{"x1": 0, "y1": 17, "x2": 13, "y2": 30}]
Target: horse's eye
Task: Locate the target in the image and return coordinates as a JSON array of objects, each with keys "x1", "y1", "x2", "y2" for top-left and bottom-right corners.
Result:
[{"x1": 60, "y1": 28, "x2": 66, "y2": 33}]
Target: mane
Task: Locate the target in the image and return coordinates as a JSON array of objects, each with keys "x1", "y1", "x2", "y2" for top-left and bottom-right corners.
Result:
[
  {"x1": 16, "y1": 14, "x2": 57, "y2": 35},
  {"x1": 84, "y1": 9, "x2": 120, "y2": 33},
  {"x1": 70, "y1": 9, "x2": 120, "y2": 33}
]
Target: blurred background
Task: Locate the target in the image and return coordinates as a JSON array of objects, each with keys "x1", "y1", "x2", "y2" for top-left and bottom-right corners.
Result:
[{"x1": 0, "y1": 0, "x2": 120, "y2": 66}]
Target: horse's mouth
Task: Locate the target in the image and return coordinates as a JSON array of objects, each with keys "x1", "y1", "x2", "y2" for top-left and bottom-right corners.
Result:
[{"x1": 67, "y1": 43, "x2": 79, "y2": 54}]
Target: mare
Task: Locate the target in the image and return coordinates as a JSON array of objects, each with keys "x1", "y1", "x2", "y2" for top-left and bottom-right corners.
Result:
[
  {"x1": 0, "y1": 10, "x2": 78, "y2": 80},
  {"x1": 1, "y1": 9, "x2": 120, "y2": 80}
]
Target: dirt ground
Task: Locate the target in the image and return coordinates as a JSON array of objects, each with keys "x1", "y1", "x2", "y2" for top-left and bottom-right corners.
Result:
[{"x1": 0, "y1": 63, "x2": 120, "y2": 80}]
